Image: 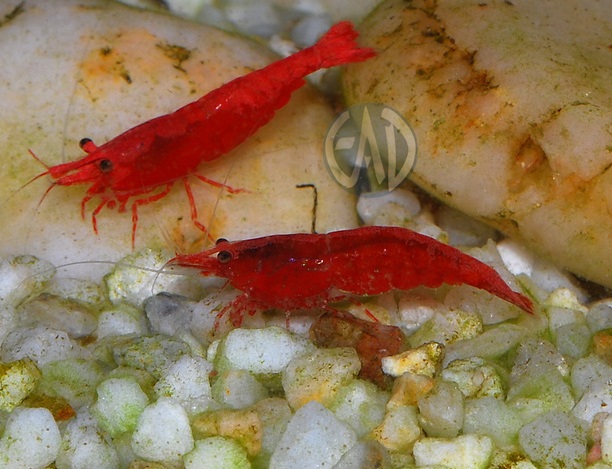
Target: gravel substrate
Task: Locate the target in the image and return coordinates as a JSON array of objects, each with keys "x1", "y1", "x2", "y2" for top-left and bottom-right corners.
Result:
[{"x1": 1, "y1": 188, "x2": 611, "y2": 468}]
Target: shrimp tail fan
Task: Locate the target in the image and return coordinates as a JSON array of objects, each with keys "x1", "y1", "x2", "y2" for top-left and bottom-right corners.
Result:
[{"x1": 313, "y1": 21, "x2": 376, "y2": 68}]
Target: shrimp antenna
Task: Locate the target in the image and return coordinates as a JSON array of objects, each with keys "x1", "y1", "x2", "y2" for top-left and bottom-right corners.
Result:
[
  {"x1": 296, "y1": 183, "x2": 319, "y2": 234},
  {"x1": 18, "y1": 258, "x2": 190, "y2": 303},
  {"x1": 16, "y1": 148, "x2": 52, "y2": 193},
  {"x1": 23, "y1": 150, "x2": 59, "y2": 213},
  {"x1": 27, "y1": 148, "x2": 51, "y2": 170},
  {"x1": 16, "y1": 170, "x2": 52, "y2": 196},
  {"x1": 150, "y1": 254, "x2": 207, "y2": 297},
  {"x1": 157, "y1": 219, "x2": 180, "y2": 255},
  {"x1": 61, "y1": 35, "x2": 94, "y2": 163},
  {"x1": 203, "y1": 156, "x2": 241, "y2": 246}
]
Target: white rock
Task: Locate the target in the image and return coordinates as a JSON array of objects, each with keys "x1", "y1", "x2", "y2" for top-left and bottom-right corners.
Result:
[
  {"x1": 218, "y1": 326, "x2": 314, "y2": 374},
  {"x1": 436, "y1": 205, "x2": 498, "y2": 247},
  {"x1": 488, "y1": 450, "x2": 538, "y2": 469},
  {"x1": 371, "y1": 405, "x2": 421, "y2": 453},
  {"x1": 96, "y1": 306, "x2": 149, "y2": 339},
  {"x1": 0, "y1": 407, "x2": 61, "y2": 469},
  {"x1": 0, "y1": 256, "x2": 55, "y2": 307},
  {"x1": 345, "y1": 0, "x2": 612, "y2": 288},
  {"x1": 417, "y1": 381, "x2": 464, "y2": 438},
  {"x1": 463, "y1": 397, "x2": 523, "y2": 448},
  {"x1": 412, "y1": 434, "x2": 493, "y2": 469},
  {"x1": 252, "y1": 398, "x2": 293, "y2": 460},
  {"x1": 587, "y1": 299, "x2": 612, "y2": 333},
  {"x1": 0, "y1": 305, "x2": 16, "y2": 350},
  {"x1": 56, "y1": 409, "x2": 120, "y2": 469},
  {"x1": 269, "y1": 401, "x2": 357, "y2": 469},
  {"x1": 444, "y1": 324, "x2": 528, "y2": 367},
  {"x1": 290, "y1": 14, "x2": 334, "y2": 47},
  {"x1": 112, "y1": 335, "x2": 191, "y2": 379},
  {"x1": 395, "y1": 294, "x2": 437, "y2": 334},
  {"x1": 0, "y1": 358, "x2": 41, "y2": 412},
  {"x1": 545, "y1": 289, "x2": 588, "y2": 313},
  {"x1": 166, "y1": 0, "x2": 208, "y2": 18},
  {"x1": 572, "y1": 380, "x2": 612, "y2": 426},
  {"x1": 329, "y1": 379, "x2": 388, "y2": 438},
  {"x1": 44, "y1": 276, "x2": 106, "y2": 308},
  {"x1": 105, "y1": 249, "x2": 202, "y2": 307},
  {"x1": 571, "y1": 355, "x2": 612, "y2": 400},
  {"x1": 212, "y1": 369, "x2": 269, "y2": 409},
  {"x1": 184, "y1": 436, "x2": 251, "y2": 469},
  {"x1": 282, "y1": 347, "x2": 361, "y2": 409},
  {"x1": 317, "y1": 0, "x2": 382, "y2": 22},
  {"x1": 408, "y1": 307, "x2": 482, "y2": 348},
  {"x1": 1, "y1": 326, "x2": 81, "y2": 367},
  {"x1": 518, "y1": 411, "x2": 586, "y2": 468},
  {"x1": 442, "y1": 357, "x2": 504, "y2": 399},
  {"x1": 92, "y1": 378, "x2": 149, "y2": 438},
  {"x1": 154, "y1": 355, "x2": 213, "y2": 413},
  {"x1": 37, "y1": 358, "x2": 105, "y2": 409},
  {"x1": 356, "y1": 189, "x2": 421, "y2": 225},
  {"x1": 225, "y1": 1, "x2": 283, "y2": 37},
  {"x1": 131, "y1": 398, "x2": 194, "y2": 462},
  {"x1": 17, "y1": 294, "x2": 97, "y2": 339},
  {"x1": 497, "y1": 239, "x2": 535, "y2": 277},
  {"x1": 333, "y1": 441, "x2": 390, "y2": 469},
  {"x1": 382, "y1": 342, "x2": 444, "y2": 378}
]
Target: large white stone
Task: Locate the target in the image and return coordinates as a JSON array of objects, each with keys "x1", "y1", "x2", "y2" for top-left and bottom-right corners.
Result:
[{"x1": 344, "y1": 0, "x2": 612, "y2": 288}]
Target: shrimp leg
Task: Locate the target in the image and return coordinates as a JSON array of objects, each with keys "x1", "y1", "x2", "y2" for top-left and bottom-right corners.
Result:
[{"x1": 128, "y1": 184, "x2": 174, "y2": 247}]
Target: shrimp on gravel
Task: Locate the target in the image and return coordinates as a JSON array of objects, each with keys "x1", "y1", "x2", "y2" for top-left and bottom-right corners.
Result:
[{"x1": 169, "y1": 225, "x2": 534, "y2": 327}]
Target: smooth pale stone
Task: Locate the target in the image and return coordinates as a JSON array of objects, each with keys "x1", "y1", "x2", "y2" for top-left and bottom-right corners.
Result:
[
  {"x1": 56, "y1": 409, "x2": 120, "y2": 469},
  {"x1": 412, "y1": 434, "x2": 493, "y2": 469},
  {"x1": 0, "y1": 407, "x2": 62, "y2": 469},
  {"x1": 344, "y1": 0, "x2": 612, "y2": 288},
  {"x1": 215, "y1": 326, "x2": 314, "y2": 375},
  {"x1": 131, "y1": 398, "x2": 194, "y2": 462},
  {"x1": 0, "y1": 0, "x2": 357, "y2": 281},
  {"x1": 262, "y1": 0, "x2": 382, "y2": 23},
  {"x1": 184, "y1": 437, "x2": 250, "y2": 469},
  {"x1": 518, "y1": 411, "x2": 587, "y2": 468},
  {"x1": 92, "y1": 377, "x2": 150, "y2": 438},
  {"x1": 269, "y1": 401, "x2": 357, "y2": 469}
]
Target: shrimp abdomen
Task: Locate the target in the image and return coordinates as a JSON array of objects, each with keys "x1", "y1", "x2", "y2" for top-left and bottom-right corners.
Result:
[{"x1": 327, "y1": 227, "x2": 533, "y2": 313}]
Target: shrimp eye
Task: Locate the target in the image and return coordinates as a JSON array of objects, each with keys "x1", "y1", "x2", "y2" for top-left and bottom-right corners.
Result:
[
  {"x1": 98, "y1": 159, "x2": 113, "y2": 172},
  {"x1": 217, "y1": 250, "x2": 232, "y2": 264},
  {"x1": 79, "y1": 138, "x2": 92, "y2": 149},
  {"x1": 215, "y1": 238, "x2": 228, "y2": 246}
]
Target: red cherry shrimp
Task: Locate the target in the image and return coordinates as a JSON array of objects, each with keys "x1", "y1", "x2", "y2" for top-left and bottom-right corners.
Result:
[
  {"x1": 25, "y1": 21, "x2": 376, "y2": 248},
  {"x1": 168, "y1": 225, "x2": 535, "y2": 327}
]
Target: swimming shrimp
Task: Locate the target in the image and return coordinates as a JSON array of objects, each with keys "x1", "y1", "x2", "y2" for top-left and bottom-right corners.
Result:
[
  {"x1": 27, "y1": 22, "x2": 376, "y2": 247},
  {"x1": 169, "y1": 226, "x2": 535, "y2": 327}
]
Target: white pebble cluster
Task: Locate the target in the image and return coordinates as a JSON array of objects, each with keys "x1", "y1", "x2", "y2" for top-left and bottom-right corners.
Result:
[{"x1": 0, "y1": 181, "x2": 611, "y2": 468}]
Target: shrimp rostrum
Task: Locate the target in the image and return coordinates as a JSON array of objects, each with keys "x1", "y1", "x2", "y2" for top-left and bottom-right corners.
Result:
[{"x1": 170, "y1": 226, "x2": 534, "y2": 327}]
